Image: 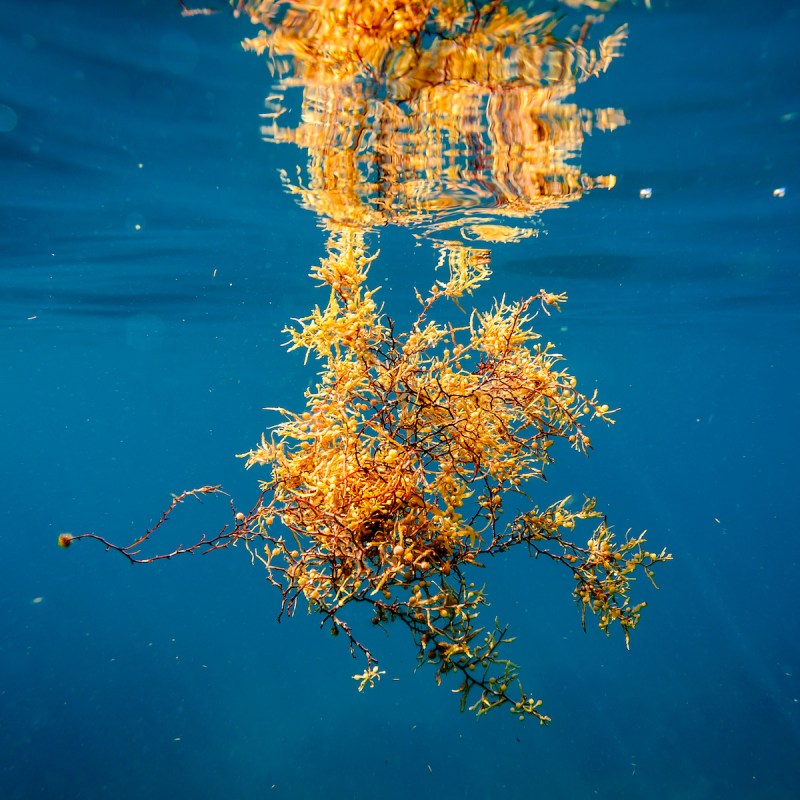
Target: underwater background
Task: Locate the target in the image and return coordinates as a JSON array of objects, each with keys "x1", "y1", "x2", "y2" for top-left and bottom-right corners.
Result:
[{"x1": 1, "y1": 1, "x2": 798, "y2": 798}]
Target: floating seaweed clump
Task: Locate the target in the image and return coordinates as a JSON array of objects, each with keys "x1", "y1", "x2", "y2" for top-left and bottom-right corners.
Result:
[{"x1": 63, "y1": 0, "x2": 670, "y2": 722}]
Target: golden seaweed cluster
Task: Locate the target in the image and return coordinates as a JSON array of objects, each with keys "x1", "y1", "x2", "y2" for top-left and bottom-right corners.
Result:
[
  {"x1": 64, "y1": 0, "x2": 671, "y2": 722},
  {"x1": 238, "y1": 225, "x2": 669, "y2": 720}
]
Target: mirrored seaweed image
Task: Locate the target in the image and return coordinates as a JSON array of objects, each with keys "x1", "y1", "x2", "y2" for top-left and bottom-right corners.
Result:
[
  {"x1": 62, "y1": 0, "x2": 670, "y2": 722},
  {"x1": 248, "y1": 0, "x2": 626, "y2": 238}
]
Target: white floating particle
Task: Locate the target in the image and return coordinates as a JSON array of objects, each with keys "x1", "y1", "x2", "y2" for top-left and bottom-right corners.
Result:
[{"x1": 639, "y1": 187, "x2": 653, "y2": 199}]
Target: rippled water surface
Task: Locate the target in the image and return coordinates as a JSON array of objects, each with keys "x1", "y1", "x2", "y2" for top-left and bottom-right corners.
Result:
[{"x1": 1, "y1": 2, "x2": 798, "y2": 799}]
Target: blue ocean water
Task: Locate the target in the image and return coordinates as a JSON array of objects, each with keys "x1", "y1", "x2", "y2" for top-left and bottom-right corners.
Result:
[{"x1": 1, "y1": 1, "x2": 798, "y2": 798}]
